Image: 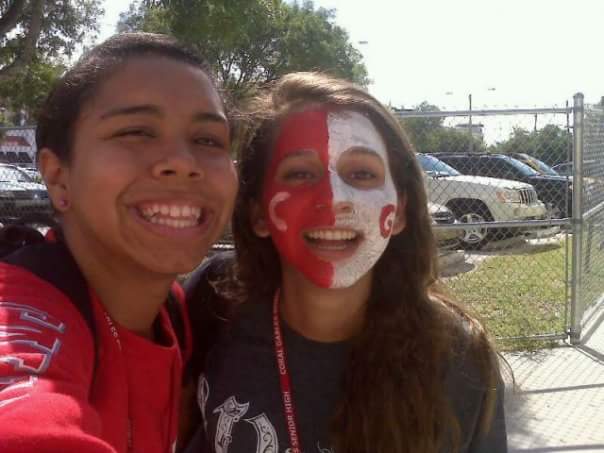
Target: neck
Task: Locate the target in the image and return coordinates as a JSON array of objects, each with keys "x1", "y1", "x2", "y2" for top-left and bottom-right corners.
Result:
[
  {"x1": 279, "y1": 266, "x2": 372, "y2": 342},
  {"x1": 62, "y1": 225, "x2": 175, "y2": 340}
]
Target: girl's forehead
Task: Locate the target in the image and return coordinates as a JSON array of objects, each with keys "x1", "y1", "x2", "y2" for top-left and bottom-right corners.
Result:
[
  {"x1": 272, "y1": 108, "x2": 387, "y2": 161},
  {"x1": 82, "y1": 57, "x2": 223, "y2": 119}
]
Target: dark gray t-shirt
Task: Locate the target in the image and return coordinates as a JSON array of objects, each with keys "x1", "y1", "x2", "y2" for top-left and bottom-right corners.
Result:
[{"x1": 185, "y1": 300, "x2": 507, "y2": 453}]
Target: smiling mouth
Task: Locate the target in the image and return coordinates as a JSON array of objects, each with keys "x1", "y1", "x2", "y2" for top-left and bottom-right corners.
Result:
[
  {"x1": 303, "y1": 228, "x2": 362, "y2": 250},
  {"x1": 137, "y1": 202, "x2": 206, "y2": 229}
]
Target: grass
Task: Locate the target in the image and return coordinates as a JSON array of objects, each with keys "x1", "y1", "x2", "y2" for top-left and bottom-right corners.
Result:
[{"x1": 443, "y1": 240, "x2": 569, "y2": 350}]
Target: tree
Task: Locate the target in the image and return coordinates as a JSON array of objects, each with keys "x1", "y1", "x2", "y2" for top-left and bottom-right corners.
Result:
[
  {"x1": 398, "y1": 102, "x2": 485, "y2": 154},
  {"x1": 489, "y1": 125, "x2": 571, "y2": 166},
  {"x1": 0, "y1": 0, "x2": 103, "y2": 121},
  {"x1": 118, "y1": 0, "x2": 368, "y2": 99},
  {"x1": 0, "y1": 1, "x2": 103, "y2": 79}
]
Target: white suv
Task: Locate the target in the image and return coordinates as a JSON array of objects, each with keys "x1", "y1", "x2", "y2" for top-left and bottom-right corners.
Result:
[{"x1": 417, "y1": 154, "x2": 553, "y2": 248}]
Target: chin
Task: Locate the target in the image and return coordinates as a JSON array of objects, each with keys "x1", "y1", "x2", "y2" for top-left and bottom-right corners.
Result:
[{"x1": 139, "y1": 250, "x2": 209, "y2": 277}]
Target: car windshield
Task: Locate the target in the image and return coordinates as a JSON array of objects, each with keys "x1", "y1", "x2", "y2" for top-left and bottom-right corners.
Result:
[
  {"x1": 417, "y1": 154, "x2": 461, "y2": 176},
  {"x1": 518, "y1": 154, "x2": 560, "y2": 176},
  {"x1": 0, "y1": 166, "x2": 33, "y2": 183},
  {"x1": 554, "y1": 163, "x2": 572, "y2": 176},
  {"x1": 503, "y1": 156, "x2": 541, "y2": 176}
]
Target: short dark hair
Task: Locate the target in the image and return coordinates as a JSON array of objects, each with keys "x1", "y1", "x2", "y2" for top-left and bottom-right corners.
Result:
[{"x1": 36, "y1": 32, "x2": 218, "y2": 162}]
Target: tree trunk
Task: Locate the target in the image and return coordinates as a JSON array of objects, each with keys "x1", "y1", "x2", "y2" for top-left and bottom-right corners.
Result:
[
  {"x1": 0, "y1": 0, "x2": 44, "y2": 81},
  {"x1": 0, "y1": 0, "x2": 27, "y2": 38}
]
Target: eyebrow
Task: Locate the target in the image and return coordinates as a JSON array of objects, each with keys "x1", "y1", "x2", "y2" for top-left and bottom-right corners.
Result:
[
  {"x1": 346, "y1": 146, "x2": 382, "y2": 157},
  {"x1": 99, "y1": 104, "x2": 161, "y2": 120},
  {"x1": 279, "y1": 149, "x2": 319, "y2": 161},
  {"x1": 99, "y1": 104, "x2": 228, "y2": 126}
]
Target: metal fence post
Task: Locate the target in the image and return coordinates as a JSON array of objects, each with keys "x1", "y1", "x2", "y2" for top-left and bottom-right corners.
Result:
[{"x1": 569, "y1": 92, "x2": 584, "y2": 344}]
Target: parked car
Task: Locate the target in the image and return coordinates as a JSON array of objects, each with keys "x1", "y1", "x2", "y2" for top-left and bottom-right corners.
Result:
[
  {"x1": 507, "y1": 153, "x2": 561, "y2": 177},
  {"x1": 18, "y1": 167, "x2": 43, "y2": 183},
  {"x1": 428, "y1": 202, "x2": 463, "y2": 250},
  {"x1": 510, "y1": 154, "x2": 604, "y2": 207},
  {"x1": 0, "y1": 164, "x2": 51, "y2": 223},
  {"x1": 417, "y1": 154, "x2": 554, "y2": 248},
  {"x1": 552, "y1": 162, "x2": 572, "y2": 177},
  {"x1": 431, "y1": 152, "x2": 572, "y2": 218}
]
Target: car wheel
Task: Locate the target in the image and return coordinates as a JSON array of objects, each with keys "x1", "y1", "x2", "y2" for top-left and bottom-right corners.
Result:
[{"x1": 457, "y1": 211, "x2": 491, "y2": 249}]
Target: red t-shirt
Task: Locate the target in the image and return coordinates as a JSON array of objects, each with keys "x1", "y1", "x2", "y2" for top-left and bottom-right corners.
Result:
[{"x1": 0, "y1": 262, "x2": 190, "y2": 453}]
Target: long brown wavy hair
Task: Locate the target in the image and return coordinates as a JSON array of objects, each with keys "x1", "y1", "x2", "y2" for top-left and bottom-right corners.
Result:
[{"x1": 228, "y1": 72, "x2": 499, "y2": 453}]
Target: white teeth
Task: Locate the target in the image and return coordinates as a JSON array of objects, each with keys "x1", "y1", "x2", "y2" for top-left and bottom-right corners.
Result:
[
  {"x1": 306, "y1": 230, "x2": 358, "y2": 241},
  {"x1": 138, "y1": 202, "x2": 203, "y2": 225},
  {"x1": 147, "y1": 217, "x2": 197, "y2": 228}
]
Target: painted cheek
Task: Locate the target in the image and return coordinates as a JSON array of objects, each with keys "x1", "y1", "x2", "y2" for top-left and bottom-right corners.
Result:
[
  {"x1": 379, "y1": 204, "x2": 397, "y2": 238},
  {"x1": 261, "y1": 108, "x2": 338, "y2": 288}
]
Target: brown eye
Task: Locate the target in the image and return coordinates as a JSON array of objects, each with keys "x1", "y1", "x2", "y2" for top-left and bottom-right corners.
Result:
[
  {"x1": 194, "y1": 136, "x2": 227, "y2": 150},
  {"x1": 114, "y1": 128, "x2": 154, "y2": 138},
  {"x1": 283, "y1": 169, "x2": 318, "y2": 182},
  {"x1": 348, "y1": 170, "x2": 377, "y2": 181}
]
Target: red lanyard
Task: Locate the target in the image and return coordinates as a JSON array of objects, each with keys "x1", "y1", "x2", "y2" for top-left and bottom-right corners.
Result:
[{"x1": 272, "y1": 290, "x2": 302, "y2": 453}]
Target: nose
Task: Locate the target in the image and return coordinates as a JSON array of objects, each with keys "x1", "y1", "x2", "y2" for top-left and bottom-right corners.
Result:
[
  {"x1": 151, "y1": 142, "x2": 204, "y2": 180},
  {"x1": 333, "y1": 200, "x2": 354, "y2": 215}
]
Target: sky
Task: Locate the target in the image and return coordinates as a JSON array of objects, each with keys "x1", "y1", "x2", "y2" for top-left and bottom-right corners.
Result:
[{"x1": 99, "y1": 0, "x2": 604, "y2": 142}]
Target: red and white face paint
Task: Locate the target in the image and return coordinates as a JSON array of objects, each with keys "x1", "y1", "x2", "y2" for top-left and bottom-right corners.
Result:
[{"x1": 262, "y1": 109, "x2": 398, "y2": 289}]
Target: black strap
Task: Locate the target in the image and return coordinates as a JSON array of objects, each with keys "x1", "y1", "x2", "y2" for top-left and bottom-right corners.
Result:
[{"x1": 183, "y1": 251, "x2": 236, "y2": 383}]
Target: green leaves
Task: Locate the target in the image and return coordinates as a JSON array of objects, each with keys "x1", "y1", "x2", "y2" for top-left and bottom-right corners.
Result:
[
  {"x1": 399, "y1": 103, "x2": 485, "y2": 154},
  {"x1": 0, "y1": 0, "x2": 103, "y2": 121},
  {"x1": 118, "y1": 0, "x2": 368, "y2": 100},
  {"x1": 490, "y1": 125, "x2": 571, "y2": 166}
]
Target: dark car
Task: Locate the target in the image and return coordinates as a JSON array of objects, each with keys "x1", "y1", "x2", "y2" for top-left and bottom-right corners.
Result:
[
  {"x1": 507, "y1": 153, "x2": 561, "y2": 177},
  {"x1": 0, "y1": 164, "x2": 52, "y2": 224},
  {"x1": 431, "y1": 153, "x2": 572, "y2": 218},
  {"x1": 552, "y1": 162, "x2": 572, "y2": 177}
]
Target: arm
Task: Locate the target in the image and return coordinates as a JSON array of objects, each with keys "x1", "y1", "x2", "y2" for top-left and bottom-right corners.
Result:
[
  {"x1": 466, "y1": 372, "x2": 508, "y2": 453},
  {"x1": 446, "y1": 338, "x2": 508, "y2": 453},
  {"x1": 0, "y1": 264, "x2": 116, "y2": 453}
]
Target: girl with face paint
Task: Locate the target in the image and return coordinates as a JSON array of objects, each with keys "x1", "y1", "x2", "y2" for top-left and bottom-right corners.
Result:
[{"x1": 184, "y1": 73, "x2": 507, "y2": 453}]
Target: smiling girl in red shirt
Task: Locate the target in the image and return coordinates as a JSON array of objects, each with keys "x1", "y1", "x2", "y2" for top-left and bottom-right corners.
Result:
[{"x1": 0, "y1": 33, "x2": 238, "y2": 453}]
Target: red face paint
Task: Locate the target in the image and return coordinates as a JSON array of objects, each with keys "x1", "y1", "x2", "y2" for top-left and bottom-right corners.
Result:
[
  {"x1": 262, "y1": 108, "x2": 400, "y2": 289},
  {"x1": 379, "y1": 204, "x2": 396, "y2": 238},
  {"x1": 262, "y1": 109, "x2": 336, "y2": 288}
]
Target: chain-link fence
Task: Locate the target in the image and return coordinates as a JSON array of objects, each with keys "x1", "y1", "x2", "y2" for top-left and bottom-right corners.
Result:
[
  {"x1": 396, "y1": 105, "x2": 573, "y2": 345},
  {"x1": 0, "y1": 126, "x2": 50, "y2": 226},
  {"x1": 573, "y1": 99, "x2": 604, "y2": 341}
]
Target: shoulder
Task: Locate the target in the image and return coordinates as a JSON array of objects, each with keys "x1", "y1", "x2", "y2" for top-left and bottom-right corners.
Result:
[
  {"x1": 0, "y1": 261, "x2": 95, "y2": 404},
  {"x1": 183, "y1": 251, "x2": 238, "y2": 380},
  {"x1": 432, "y1": 298, "x2": 508, "y2": 451},
  {"x1": 184, "y1": 251, "x2": 236, "y2": 298}
]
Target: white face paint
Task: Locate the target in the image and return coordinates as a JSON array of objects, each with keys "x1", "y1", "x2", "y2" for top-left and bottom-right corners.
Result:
[{"x1": 326, "y1": 110, "x2": 398, "y2": 288}]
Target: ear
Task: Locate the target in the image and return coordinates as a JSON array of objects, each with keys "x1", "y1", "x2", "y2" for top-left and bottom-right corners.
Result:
[
  {"x1": 38, "y1": 148, "x2": 71, "y2": 213},
  {"x1": 391, "y1": 193, "x2": 407, "y2": 236},
  {"x1": 250, "y1": 200, "x2": 271, "y2": 238}
]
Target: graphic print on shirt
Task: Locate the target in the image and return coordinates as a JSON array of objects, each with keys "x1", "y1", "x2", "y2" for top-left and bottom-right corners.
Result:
[
  {"x1": 213, "y1": 396, "x2": 250, "y2": 453},
  {"x1": 0, "y1": 301, "x2": 65, "y2": 398},
  {"x1": 198, "y1": 374, "x2": 210, "y2": 433},
  {"x1": 204, "y1": 388, "x2": 334, "y2": 453},
  {"x1": 245, "y1": 413, "x2": 279, "y2": 453}
]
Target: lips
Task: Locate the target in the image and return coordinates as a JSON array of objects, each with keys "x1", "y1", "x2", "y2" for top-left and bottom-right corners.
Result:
[
  {"x1": 136, "y1": 201, "x2": 206, "y2": 229},
  {"x1": 303, "y1": 227, "x2": 362, "y2": 252}
]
